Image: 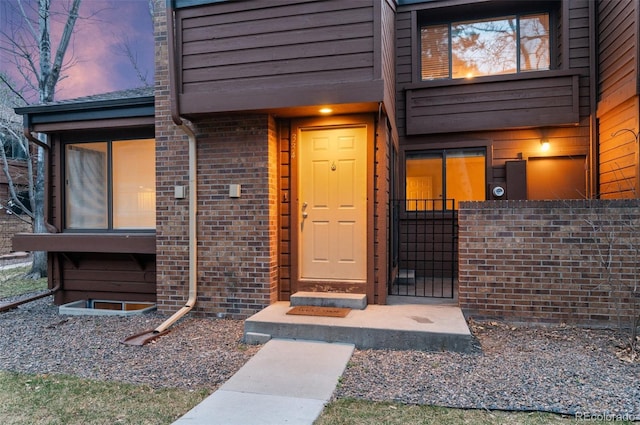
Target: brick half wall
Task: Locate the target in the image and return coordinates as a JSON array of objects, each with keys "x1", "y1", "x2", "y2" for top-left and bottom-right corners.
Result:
[{"x1": 458, "y1": 199, "x2": 640, "y2": 327}]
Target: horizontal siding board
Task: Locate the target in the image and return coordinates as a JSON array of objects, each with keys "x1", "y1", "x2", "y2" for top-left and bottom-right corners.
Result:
[
  {"x1": 409, "y1": 82, "x2": 574, "y2": 107},
  {"x1": 597, "y1": 0, "x2": 637, "y2": 117},
  {"x1": 13, "y1": 233, "x2": 156, "y2": 254},
  {"x1": 600, "y1": 143, "x2": 636, "y2": 163},
  {"x1": 182, "y1": 22, "x2": 373, "y2": 56},
  {"x1": 176, "y1": 0, "x2": 383, "y2": 114},
  {"x1": 598, "y1": 0, "x2": 636, "y2": 108},
  {"x1": 600, "y1": 162, "x2": 636, "y2": 182},
  {"x1": 183, "y1": 53, "x2": 374, "y2": 83},
  {"x1": 55, "y1": 251, "x2": 157, "y2": 303},
  {"x1": 182, "y1": 68, "x2": 375, "y2": 93},
  {"x1": 411, "y1": 95, "x2": 573, "y2": 117},
  {"x1": 598, "y1": 11, "x2": 633, "y2": 53},
  {"x1": 179, "y1": 0, "x2": 358, "y2": 25},
  {"x1": 180, "y1": 80, "x2": 384, "y2": 115},
  {"x1": 597, "y1": 95, "x2": 639, "y2": 198},
  {"x1": 182, "y1": 7, "x2": 372, "y2": 41},
  {"x1": 408, "y1": 107, "x2": 579, "y2": 135},
  {"x1": 63, "y1": 280, "x2": 156, "y2": 294},
  {"x1": 64, "y1": 269, "x2": 156, "y2": 284},
  {"x1": 183, "y1": 38, "x2": 373, "y2": 70},
  {"x1": 405, "y1": 73, "x2": 579, "y2": 134}
]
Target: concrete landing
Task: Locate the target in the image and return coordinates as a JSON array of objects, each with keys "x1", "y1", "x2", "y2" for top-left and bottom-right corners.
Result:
[
  {"x1": 172, "y1": 339, "x2": 354, "y2": 425},
  {"x1": 244, "y1": 301, "x2": 473, "y2": 352}
]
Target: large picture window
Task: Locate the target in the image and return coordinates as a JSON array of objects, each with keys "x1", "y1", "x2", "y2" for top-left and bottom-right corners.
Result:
[
  {"x1": 406, "y1": 148, "x2": 486, "y2": 210},
  {"x1": 421, "y1": 13, "x2": 550, "y2": 80},
  {"x1": 65, "y1": 138, "x2": 155, "y2": 230}
]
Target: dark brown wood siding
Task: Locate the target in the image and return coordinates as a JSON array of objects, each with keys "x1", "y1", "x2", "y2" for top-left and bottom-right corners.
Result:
[
  {"x1": 396, "y1": 0, "x2": 592, "y2": 198},
  {"x1": 381, "y1": 0, "x2": 397, "y2": 129},
  {"x1": 14, "y1": 125, "x2": 157, "y2": 305},
  {"x1": 278, "y1": 120, "x2": 292, "y2": 301},
  {"x1": 52, "y1": 252, "x2": 156, "y2": 305},
  {"x1": 597, "y1": 0, "x2": 639, "y2": 198},
  {"x1": 175, "y1": 0, "x2": 388, "y2": 115},
  {"x1": 405, "y1": 72, "x2": 580, "y2": 135}
]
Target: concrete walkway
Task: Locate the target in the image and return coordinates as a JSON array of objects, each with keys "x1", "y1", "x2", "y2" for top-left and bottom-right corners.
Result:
[{"x1": 172, "y1": 339, "x2": 355, "y2": 425}]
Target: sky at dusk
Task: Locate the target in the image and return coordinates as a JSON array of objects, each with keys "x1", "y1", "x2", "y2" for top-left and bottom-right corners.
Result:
[{"x1": 0, "y1": 0, "x2": 155, "y2": 104}]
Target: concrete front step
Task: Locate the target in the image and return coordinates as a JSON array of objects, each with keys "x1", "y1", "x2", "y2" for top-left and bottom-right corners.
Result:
[
  {"x1": 290, "y1": 291, "x2": 367, "y2": 310},
  {"x1": 244, "y1": 301, "x2": 474, "y2": 353}
]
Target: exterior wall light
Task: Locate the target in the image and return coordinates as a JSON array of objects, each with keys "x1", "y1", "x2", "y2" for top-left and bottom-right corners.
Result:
[{"x1": 540, "y1": 139, "x2": 550, "y2": 151}]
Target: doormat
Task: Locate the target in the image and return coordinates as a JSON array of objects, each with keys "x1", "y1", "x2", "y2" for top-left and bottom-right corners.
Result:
[{"x1": 286, "y1": 306, "x2": 351, "y2": 318}]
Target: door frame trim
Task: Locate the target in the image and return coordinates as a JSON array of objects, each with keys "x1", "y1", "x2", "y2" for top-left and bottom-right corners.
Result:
[{"x1": 290, "y1": 114, "x2": 375, "y2": 299}]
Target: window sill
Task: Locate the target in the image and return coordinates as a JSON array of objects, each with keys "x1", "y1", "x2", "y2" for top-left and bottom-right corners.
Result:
[
  {"x1": 12, "y1": 233, "x2": 156, "y2": 254},
  {"x1": 403, "y1": 69, "x2": 580, "y2": 90}
]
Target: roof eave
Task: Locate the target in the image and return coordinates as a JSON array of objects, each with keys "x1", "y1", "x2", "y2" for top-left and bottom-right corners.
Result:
[{"x1": 15, "y1": 96, "x2": 155, "y2": 128}]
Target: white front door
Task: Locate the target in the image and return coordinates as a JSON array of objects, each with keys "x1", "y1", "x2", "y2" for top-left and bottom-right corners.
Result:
[{"x1": 298, "y1": 125, "x2": 367, "y2": 283}]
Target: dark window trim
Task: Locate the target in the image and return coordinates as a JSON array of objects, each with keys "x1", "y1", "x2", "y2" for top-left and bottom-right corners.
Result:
[
  {"x1": 415, "y1": 1, "x2": 558, "y2": 83},
  {"x1": 62, "y1": 136, "x2": 155, "y2": 233},
  {"x1": 401, "y1": 140, "x2": 492, "y2": 203}
]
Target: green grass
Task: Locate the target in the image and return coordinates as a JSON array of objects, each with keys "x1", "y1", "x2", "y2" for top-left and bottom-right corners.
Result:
[
  {"x1": 1, "y1": 266, "x2": 633, "y2": 424},
  {"x1": 0, "y1": 371, "x2": 209, "y2": 425},
  {"x1": 315, "y1": 399, "x2": 633, "y2": 425},
  {"x1": 0, "y1": 266, "x2": 47, "y2": 298}
]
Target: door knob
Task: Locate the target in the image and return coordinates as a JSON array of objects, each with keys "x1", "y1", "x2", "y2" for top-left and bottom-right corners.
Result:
[{"x1": 302, "y1": 212, "x2": 308, "y2": 219}]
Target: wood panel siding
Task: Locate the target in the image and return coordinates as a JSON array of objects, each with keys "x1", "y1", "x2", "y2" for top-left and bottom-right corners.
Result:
[
  {"x1": 174, "y1": 0, "x2": 390, "y2": 116},
  {"x1": 11, "y1": 100, "x2": 157, "y2": 305},
  {"x1": 597, "y1": 0, "x2": 637, "y2": 116},
  {"x1": 52, "y1": 252, "x2": 156, "y2": 305},
  {"x1": 380, "y1": 0, "x2": 397, "y2": 132},
  {"x1": 396, "y1": 1, "x2": 592, "y2": 199},
  {"x1": 13, "y1": 233, "x2": 157, "y2": 305},
  {"x1": 405, "y1": 71, "x2": 580, "y2": 135},
  {"x1": 12, "y1": 233, "x2": 156, "y2": 254},
  {"x1": 598, "y1": 98, "x2": 639, "y2": 198},
  {"x1": 278, "y1": 120, "x2": 292, "y2": 301},
  {"x1": 373, "y1": 116, "x2": 391, "y2": 304},
  {"x1": 597, "y1": 0, "x2": 638, "y2": 198}
]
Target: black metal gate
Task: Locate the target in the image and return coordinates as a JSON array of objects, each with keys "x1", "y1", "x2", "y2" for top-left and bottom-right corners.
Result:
[{"x1": 389, "y1": 199, "x2": 458, "y2": 298}]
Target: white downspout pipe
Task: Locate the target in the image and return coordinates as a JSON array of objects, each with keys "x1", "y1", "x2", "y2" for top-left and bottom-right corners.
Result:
[
  {"x1": 153, "y1": 122, "x2": 197, "y2": 334},
  {"x1": 152, "y1": 3, "x2": 198, "y2": 335},
  {"x1": 122, "y1": 4, "x2": 198, "y2": 346}
]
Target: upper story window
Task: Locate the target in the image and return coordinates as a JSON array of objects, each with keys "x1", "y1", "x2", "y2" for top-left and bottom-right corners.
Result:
[
  {"x1": 421, "y1": 13, "x2": 550, "y2": 80},
  {"x1": 65, "y1": 138, "x2": 155, "y2": 230}
]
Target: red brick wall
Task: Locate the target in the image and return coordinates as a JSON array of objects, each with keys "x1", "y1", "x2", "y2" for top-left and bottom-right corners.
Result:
[
  {"x1": 154, "y1": 3, "x2": 277, "y2": 319},
  {"x1": 459, "y1": 200, "x2": 640, "y2": 327}
]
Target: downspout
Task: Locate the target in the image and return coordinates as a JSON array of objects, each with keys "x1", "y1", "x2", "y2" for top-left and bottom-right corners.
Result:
[
  {"x1": 153, "y1": 0, "x2": 199, "y2": 334},
  {"x1": 0, "y1": 244, "x2": 60, "y2": 312},
  {"x1": 123, "y1": 3, "x2": 197, "y2": 344},
  {"x1": 151, "y1": 120, "x2": 197, "y2": 335},
  {"x1": 0, "y1": 254, "x2": 61, "y2": 313},
  {"x1": 23, "y1": 128, "x2": 50, "y2": 151}
]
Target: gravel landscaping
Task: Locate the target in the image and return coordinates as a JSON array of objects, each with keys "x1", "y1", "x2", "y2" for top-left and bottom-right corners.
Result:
[
  {"x1": 336, "y1": 321, "x2": 639, "y2": 419},
  {"x1": 0, "y1": 294, "x2": 259, "y2": 391},
  {"x1": 1, "y1": 293, "x2": 638, "y2": 419}
]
